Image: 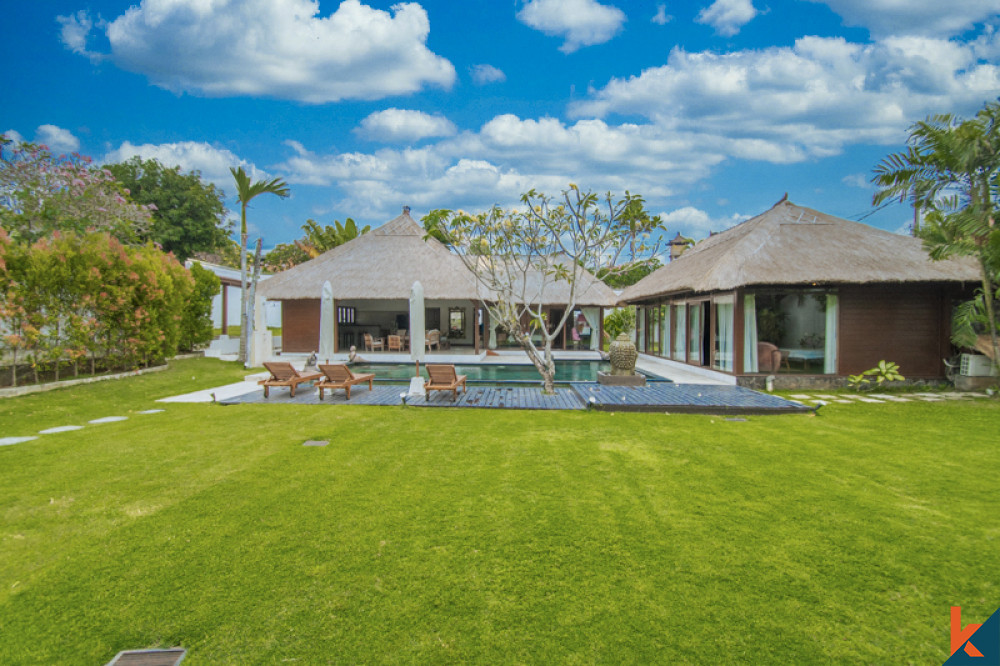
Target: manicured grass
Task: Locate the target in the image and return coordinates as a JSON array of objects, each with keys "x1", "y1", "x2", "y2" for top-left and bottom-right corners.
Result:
[{"x1": 1, "y1": 358, "x2": 997, "y2": 663}]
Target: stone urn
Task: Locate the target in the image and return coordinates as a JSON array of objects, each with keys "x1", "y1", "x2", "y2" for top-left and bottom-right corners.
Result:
[{"x1": 608, "y1": 333, "x2": 638, "y2": 376}]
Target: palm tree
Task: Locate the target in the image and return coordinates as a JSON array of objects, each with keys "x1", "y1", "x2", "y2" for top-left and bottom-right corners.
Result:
[
  {"x1": 230, "y1": 167, "x2": 289, "y2": 363},
  {"x1": 295, "y1": 217, "x2": 370, "y2": 258},
  {"x1": 872, "y1": 101, "x2": 1000, "y2": 367}
]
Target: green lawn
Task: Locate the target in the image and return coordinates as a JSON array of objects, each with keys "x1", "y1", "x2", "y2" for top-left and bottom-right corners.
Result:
[{"x1": 1, "y1": 358, "x2": 997, "y2": 664}]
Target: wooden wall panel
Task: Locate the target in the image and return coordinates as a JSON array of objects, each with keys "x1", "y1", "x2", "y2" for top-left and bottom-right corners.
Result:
[
  {"x1": 281, "y1": 299, "x2": 320, "y2": 353},
  {"x1": 838, "y1": 285, "x2": 946, "y2": 378}
]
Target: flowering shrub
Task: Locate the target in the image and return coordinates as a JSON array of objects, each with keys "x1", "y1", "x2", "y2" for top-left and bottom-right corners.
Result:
[{"x1": 0, "y1": 231, "x2": 194, "y2": 386}]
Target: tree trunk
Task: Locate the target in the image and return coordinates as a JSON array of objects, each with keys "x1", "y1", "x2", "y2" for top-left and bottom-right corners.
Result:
[
  {"x1": 978, "y1": 256, "x2": 1000, "y2": 370},
  {"x1": 238, "y1": 208, "x2": 248, "y2": 364},
  {"x1": 11, "y1": 348, "x2": 17, "y2": 387}
]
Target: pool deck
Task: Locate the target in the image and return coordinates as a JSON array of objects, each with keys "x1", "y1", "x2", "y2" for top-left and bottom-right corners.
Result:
[
  {"x1": 163, "y1": 351, "x2": 804, "y2": 414},
  {"x1": 208, "y1": 381, "x2": 810, "y2": 415}
]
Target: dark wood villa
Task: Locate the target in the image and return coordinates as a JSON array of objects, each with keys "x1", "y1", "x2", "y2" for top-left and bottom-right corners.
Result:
[
  {"x1": 620, "y1": 198, "x2": 980, "y2": 387},
  {"x1": 257, "y1": 208, "x2": 616, "y2": 354}
]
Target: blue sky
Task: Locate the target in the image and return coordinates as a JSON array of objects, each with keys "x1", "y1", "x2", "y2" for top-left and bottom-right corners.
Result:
[{"x1": 4, "y1": 0, "x2": 999, "y2": 248}]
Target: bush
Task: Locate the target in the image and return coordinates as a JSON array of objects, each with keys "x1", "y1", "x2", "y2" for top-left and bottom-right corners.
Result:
[
  {"x1": 180, "y1": 262, "x2": 220, "y2": 350},
  {"x1": 0, "y1": 231, "x2": 193, "y2": 386}
]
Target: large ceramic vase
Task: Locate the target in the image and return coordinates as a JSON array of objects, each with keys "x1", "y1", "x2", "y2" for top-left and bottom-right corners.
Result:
[{"x1": 608, "y1": 333, "x2": 638, "y2": 376}]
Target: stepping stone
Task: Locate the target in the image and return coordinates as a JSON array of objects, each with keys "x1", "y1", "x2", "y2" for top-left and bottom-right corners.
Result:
[
  {"x1": 89, "y1": 416, "x2": 128, "y2": 424},
  {"x1": 137, "y1": 409, "x2": 165, "y2": 414},
  {"x1": 302, "y1": 440, "x2": 329, "y2": 447},
  {"x1": 852, "y1": 396, "x2": 884, "y2": 403},
  {"x1": 915, "y1": 396, "x2": 944, "y2": 401},
  {"x1": 38, "y1": 425, "x2": 84, "y2": 434},
  {"x1": 813, "y1": 394, "x2": 838, "y2": 399},
  {"x1": 869, "y1": 394, "x2": 911, "y2": 402},
  {"x1": 0, "y1": 436, "x2": 38, "y2": 446},
  {"x1": 831, "y1": 399, "x2": 854, "y2": 404},
  {"x1": 790, "y1": 394, "x2": 813, "y2": 400}
]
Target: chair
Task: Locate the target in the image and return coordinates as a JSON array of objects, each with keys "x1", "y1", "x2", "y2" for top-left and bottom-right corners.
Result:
[
  {"x1": 364, "y1": 333, "x2": 384, "y2": 352},
  {"x1": 757, "y1": 342, "x2": 787, "y2": 372},
  {"x1": 425, "y1": 329, "x2": 441, "y2": 351},
  {"x1": 317, "y1": 364, "x2": 375, "y2": 400},
  {"x1": 259, "y1": 361, "x2": 323, "y2": 398},
  {"x1": 387, "y1": 334, "x2": 404, "y2": 352},
  {"x1": 425, "y1": 364, "x2": 467, "y2": 401}
]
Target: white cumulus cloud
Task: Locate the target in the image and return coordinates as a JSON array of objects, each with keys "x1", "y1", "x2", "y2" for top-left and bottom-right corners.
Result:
[
  {"x1": 659, "y1": 206, "x2": 750, "y2": 237},
  {"x1": 104, "y1": 141, "x2": 259, "y2": 192},
  {"x1": 470, "y1": 64, "x2": 507, "y2": 85},
  {"x1": 517, "y1": 0, "x2": 626, "y2": 53},
  {"x1": 58, "y1": 0, "x2": 455, "y2": 103},
  {"x1": 571, "y1": 34, "x2": 1000, "y2": 161},
  {"x1": 696, "y1": 0, "x2": 758, "y2": 37},
  {"x1": 36, "y1": 125, "x2": 81, "y2": 153},
  {"x1": 356, "y1": 109, "x2": 457, "y2": 142},
  {"x1": 652, "y1": 4, "x2": 672, "y2": 25},
  {"x1": 806, "y1": 0, "x2": 999, "y2": 38}
]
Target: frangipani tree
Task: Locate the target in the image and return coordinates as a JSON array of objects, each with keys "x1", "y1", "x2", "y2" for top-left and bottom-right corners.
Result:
[
  {"x1": 230, "y1": 167, "x2": 289, "y2": 364},
  {"x1": 872, "y1": 101, "x2": 1000, "y2": 367},
  {"x1": 425, "y1": 185, "x2": 663, "y2": 393}
]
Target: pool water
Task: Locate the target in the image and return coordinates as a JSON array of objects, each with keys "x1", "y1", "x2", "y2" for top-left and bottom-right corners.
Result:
[{"x1": 345, "y1": 360, "x2": 666, "y2": 384}]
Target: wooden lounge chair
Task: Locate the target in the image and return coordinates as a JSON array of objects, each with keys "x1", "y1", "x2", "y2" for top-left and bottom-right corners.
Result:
[
  {"x1": 387, "y1": 334, "x2": 404, "y2": 352},
  {"x1": 259, "y1": 361, "x2": 322, "y2": 398},
  {"x1": 425, "y1": 364, "x2": 467, "y2": 401},
  {"x1": 364, "y1": 333, "x2": 384, "y2": 352},
  {"x1": 317, "y1": 364, "x2": 375, "y2": 400}
]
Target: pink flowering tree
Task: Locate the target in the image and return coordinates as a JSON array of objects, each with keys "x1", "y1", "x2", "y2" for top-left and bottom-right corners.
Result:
[{"x1": 0, "y1": 138, "x2": 152, "y2": 244}]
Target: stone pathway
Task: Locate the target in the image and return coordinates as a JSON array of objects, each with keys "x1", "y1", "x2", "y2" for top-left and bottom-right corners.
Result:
[
  {"x1": 1, "y1": 409, "x2": 164, "y2": 448},
  {"x1": 787, "y1": 391, "x2": 990, "y2": 406}
]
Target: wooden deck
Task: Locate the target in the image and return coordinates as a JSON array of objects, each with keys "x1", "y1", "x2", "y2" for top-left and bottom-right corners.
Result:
[{"x1": 219, "y1": 380, "x2": 811, "y2": 415}]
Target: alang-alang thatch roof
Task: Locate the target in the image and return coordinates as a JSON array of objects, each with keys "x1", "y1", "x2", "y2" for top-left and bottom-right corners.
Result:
[
  {"x1": 259, "y1": 209, "x2": 618, "y2": 306},
  {"x1": 621, "y1": 199, "x2": 981, "y2": 303}
]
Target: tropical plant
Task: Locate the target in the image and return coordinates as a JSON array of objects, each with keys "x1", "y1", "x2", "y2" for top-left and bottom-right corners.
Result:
[
  {"x1": 603, "y1": 307, "x2": 636, "y2": 340},
  {"x1": 847, "y1": 360, "x2": 905, "y2": 391},
  {"x1": 230, "y1": 167, "x2": 289, "y2": 364},
  {"x1": 872, "y1": 100, "x2": 1000, "y2": 368}
]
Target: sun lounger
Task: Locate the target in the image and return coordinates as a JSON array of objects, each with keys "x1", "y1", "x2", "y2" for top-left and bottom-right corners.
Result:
[
  {"x1": 317, "y1": 364, "x2": 375, "y2": 400},
  {"x1": 259, "y1": 361, "x2": 322, "y2": 398},
  {"x1": 425, "y1": 364, "x2": 467, "y2": 401}
]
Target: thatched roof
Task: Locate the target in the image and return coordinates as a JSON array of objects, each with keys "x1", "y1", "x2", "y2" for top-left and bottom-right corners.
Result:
[
  {"x1": 259, "y1": 209, "x2": 618, "y2": 306},
  {"x1": 621, "y1": 199, "x2": 980, "y2": 303}
]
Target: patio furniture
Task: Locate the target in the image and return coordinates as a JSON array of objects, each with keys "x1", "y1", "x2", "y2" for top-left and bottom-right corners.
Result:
[
  {"x1": 259, "y1": 362, "x2": 323, "y2": 398},
  {"x1": 317, "y1": 364, "x2": 376, "y2": 400},
  {"x1": 387, "y1": 334, "x2": 405, "y2": 352},
  {"x1": 757, "y1": 342, "x2": 788, "y2": 372},
  {"x1": 784, "y1": 348, "x2": 825, "y2": 370},
  {"x1": 364, "y1": 333, "x2": 384, "y2": 352},
  {"x1": 425, "y1": 364, "x2": 467, "y2": 401},
  {"x1": 426, "y1": 329, "x2": 441, "y2": 351}
]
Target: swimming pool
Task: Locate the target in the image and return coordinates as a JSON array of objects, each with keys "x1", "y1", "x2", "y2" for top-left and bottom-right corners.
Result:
[{"x1": 343, "y1": 360, "x2": 668, "y2": 384}]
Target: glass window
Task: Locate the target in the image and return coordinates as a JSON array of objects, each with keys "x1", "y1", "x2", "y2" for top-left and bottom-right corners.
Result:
[
  {"x1": 688, "y1": 303, "x2": 702, "y2": 364},
  {"x1": 713, "y1": 296, "x2": 734, "y2": 372},
  {"x1": 754, "y1": 291, "x2": 834, "y2": 374},
  {"x1": 673, "y1": 304, "x2": 686, "y2": 361}
]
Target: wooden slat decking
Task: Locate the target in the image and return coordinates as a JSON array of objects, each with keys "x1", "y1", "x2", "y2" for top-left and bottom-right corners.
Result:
[
  {"x1": 219, "y1": 381, "x2": 811, "y2": 414},
  {"x1": 570, "y1": 382, "x2": 813, "y2": 414}
]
